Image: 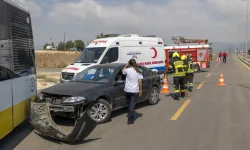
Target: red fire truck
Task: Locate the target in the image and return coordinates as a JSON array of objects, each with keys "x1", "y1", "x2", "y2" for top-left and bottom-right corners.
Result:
[{"x1": 165, "y1": 36, "x2": 213, "y2": 72}]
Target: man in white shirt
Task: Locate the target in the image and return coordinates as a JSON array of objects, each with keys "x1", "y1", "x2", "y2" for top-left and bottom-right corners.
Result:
[{"x1": 122, "y1": 59, "x2": 143, "y2": 124}]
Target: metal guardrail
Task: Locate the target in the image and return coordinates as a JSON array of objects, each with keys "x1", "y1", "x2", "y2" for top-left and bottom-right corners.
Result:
[{"x1": 235, "y1": 54, "x2": 250, "y2": 66}]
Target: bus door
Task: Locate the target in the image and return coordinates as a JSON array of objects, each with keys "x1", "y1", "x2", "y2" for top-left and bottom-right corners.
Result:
[{"x1": 0, "y1": 40, "x2": 13, "y2": 140}]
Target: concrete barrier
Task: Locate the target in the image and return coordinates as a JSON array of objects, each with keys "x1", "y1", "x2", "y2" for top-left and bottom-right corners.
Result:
[{"x1": 235, "y1": 54, "x2": 250, "y2": 66}]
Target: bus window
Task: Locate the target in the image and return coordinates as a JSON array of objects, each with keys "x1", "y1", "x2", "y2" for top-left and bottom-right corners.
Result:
[{"x1": 0, "y1": 66, "x2": 12, "y2": 81}]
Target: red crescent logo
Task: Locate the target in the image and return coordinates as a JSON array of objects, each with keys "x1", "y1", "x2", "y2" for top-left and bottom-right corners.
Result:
[{"x1": 151, "y1": 47, "x2": 157, "y2": 58}]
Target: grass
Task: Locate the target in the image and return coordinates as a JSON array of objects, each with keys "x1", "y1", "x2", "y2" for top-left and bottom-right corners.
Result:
[
  {"x1": 35, "y1": 50, "x2": 81, "y2": 68},
  {"x1": 37, "y1": 74, "x2": 59, "y2": 84}
]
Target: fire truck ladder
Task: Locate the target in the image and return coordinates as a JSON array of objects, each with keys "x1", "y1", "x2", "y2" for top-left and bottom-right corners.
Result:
[{"x1": 171, "y1": 36, "x2": 208, "y2": 44}]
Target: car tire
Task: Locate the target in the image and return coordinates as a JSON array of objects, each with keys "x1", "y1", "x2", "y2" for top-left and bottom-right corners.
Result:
[
  {"x1": 87, "y1": 99, "x2": 112, "y2": 124},
  {"x1": 148, "y1": 86, "x2": 160, "y2": 105}
]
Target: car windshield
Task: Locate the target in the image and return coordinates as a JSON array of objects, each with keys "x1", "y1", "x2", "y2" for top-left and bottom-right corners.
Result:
[
  {"x1": 72, "y1": 66, "x2": 116, "y2": 83},
  {"x1": 75, "y1": 47, "x2": 106, "y2": 63}
]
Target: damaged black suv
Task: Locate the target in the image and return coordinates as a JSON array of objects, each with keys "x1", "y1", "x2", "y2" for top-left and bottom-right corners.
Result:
[{"x1": 37, "y1": 63, "x2": 161, "y2": 123}]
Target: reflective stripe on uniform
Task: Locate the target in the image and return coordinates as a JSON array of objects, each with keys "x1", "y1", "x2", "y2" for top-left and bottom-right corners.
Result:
[
  {"x1": 173, "y1": 60, "x2": 186, "y2": 76},
  {"x1": 174, "y1": 89, "x2": 180, "y2": 93}
]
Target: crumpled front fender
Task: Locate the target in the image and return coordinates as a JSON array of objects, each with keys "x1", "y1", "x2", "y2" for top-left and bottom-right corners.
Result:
[{"x1": 29, "y1": 102, "x2": 97, "y2": 143}]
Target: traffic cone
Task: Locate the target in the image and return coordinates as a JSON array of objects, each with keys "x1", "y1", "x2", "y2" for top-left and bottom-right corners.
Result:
[
  {"x1": 161, "y1": 75, "x2": 170, "y2": 94},
  {"x1": 218, "y1": 72, "x2": 225, "y2": 86}
]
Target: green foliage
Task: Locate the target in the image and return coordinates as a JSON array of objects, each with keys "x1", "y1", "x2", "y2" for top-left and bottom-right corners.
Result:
[
  {"x1": 65, "y1": 40, "x2": 74, "y2": 50},
  {"x1": 43, "y1": 43, "x2": 49, "y2": 49},
  {"x1": 57, "y1": 41, "x2": 65, "y2": 50},
  {"x1": 96, "y1": 33, "x2": 104, "y2": 39},
  {"x1": 75, "y1": 40, "x2": 85, "y2": 51}
]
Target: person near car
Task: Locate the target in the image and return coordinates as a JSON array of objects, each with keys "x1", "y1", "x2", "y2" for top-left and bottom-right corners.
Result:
[
  {"x1": 223, "y1": 52, "x2": 227, "y2": 63},
  {"x1": 122, "y1": 59, "x2": 143, "y2": 124},
  {"x1": 169, "y1": 52, "x2": 186, "y2": 100}
]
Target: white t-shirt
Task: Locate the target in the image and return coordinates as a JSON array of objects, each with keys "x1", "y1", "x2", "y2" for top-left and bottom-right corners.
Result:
[{"x1": 122, "y1": 67, "x2": 143, "y2": 93}]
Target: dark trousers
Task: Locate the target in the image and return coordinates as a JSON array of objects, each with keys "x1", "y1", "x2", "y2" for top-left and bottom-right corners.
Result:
[
  {"x1": 173, "y1": 76, "x2": 186, "y2": 94},
  {"x1": 223, "y1": 56, "x2": 226, "y2": 63},
  {"x1": 125, "y1": 92, "x2": 138, "y2": 121}
]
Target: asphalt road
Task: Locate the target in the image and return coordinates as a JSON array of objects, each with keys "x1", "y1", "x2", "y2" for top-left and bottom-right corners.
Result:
[{"x1": 2, "y1": 54, "x2": 250, "y2": 150}]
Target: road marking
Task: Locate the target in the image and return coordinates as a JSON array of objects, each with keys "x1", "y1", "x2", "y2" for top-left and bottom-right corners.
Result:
[
  {"x1": 170, "y1": 99, "x2": 191, "y2": 120},
  {"x1": 206, "y1": 73, "x2": 211, "y2": 77},
  {"x1": 196, "y1": 82, "x2": 204, "y2": 89},
  {"x1": 235, "y1": 55, "x2": 250, "y2": 70}
]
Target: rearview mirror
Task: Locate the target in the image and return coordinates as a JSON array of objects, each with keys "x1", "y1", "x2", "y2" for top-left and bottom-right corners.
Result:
[{"x1": 114, "y1": 80, "x2": 124, "y2": 86}]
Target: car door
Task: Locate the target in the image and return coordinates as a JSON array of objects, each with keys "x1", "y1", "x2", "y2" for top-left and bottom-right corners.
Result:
[
  {"x1": 111, "y1": 70, "x2": 127, "y2": 109},
  {"x1": 138, "y1": 66, "x2": 152, "y2": 101}
]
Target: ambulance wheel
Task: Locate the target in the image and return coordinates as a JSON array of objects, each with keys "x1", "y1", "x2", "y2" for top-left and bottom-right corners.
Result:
[
  {"x1": 87, "y1": 99, "x2": 112, "y2": 124},
  {"x1": 148, "y1": 86, "x2": 160, "y2": 105}
]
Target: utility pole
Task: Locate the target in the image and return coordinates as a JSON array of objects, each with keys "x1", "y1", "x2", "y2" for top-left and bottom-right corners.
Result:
[
  {"x1": 63, "y1": 33, "x2": 66, "y2": 50},
  {"x1": 241, "y1": 0, "x2": 250, "y2": 60}
]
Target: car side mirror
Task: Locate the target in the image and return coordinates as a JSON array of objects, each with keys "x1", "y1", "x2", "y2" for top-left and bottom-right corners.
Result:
[{"x1": 114, "y1": 80, "x2": 124, "y2": 86}]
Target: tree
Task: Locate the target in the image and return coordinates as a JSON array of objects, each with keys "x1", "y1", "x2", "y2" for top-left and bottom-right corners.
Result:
[
  {"x1": 43, "y1": 43, "x2": 49, "y2": 49},
  {"x1": 96, "y1": 33, "x2": 104, "y2": 39},
  {"x1": 75, "y1": 40, "x2": 85, "y2": 51},
  {"x1": 57, "y1": 41, "x2": 65, "y2": 50},
  {"x1": 51, "y1": 42, "x2": 55, "y2": 47},
  {"x1": 248, "y1": 49, "x2": 250, "y2": 55},
  {"x1": 65, "y1": 40, "x2": 74, "y2": 50}
]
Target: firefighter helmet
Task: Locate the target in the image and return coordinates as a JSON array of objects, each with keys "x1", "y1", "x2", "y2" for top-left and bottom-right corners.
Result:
[
  {"x1": 172, "y1": 52, "x2": 180, "y2": 58},
  {"x1": 181, "y1": 55, "x2": 187, "y2": 61}
]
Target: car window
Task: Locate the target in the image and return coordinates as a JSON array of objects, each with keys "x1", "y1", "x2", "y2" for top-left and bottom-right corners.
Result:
[
  {"x1": 115, "y1": 70, "x2": 126, "y2": 81},
  {"x1": 0, "y1": 68, "x2": 11, "y2": 82},
  {"x1": 101, "y1": 47, "x2": 119, "y2": 64},
  {"x1": 139, "y1": 67, "x2": 149, "y2": 77},
  {"x1": 74, "y1": 67, "x2": 115, "y2": 83}
]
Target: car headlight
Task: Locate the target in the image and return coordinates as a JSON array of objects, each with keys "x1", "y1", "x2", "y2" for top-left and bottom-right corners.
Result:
[
  {"x1": 38, "y1": 92, "x2": 44, "y2": 100},
  {"x1": 62, "y1": 96, "x2": 86, "y2": 103}
]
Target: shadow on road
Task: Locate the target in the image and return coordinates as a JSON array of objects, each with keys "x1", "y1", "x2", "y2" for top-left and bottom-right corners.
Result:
[
  {"x1": 52, "y1": 116, "x2": 75, "y2": 127},
  {"x1": 111, "y1": 101, "x2": 149, "y2": 121},
  {"x1": 34, "y1": 131, "x2": 101, "y2": 145},
  {"x1": 0, "y1": 120, "x2": 33, "y2": 150}
]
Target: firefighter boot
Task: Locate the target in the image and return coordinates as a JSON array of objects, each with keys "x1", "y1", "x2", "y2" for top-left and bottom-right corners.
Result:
[
  {"x1": 181, "y1": 91, "x2": 185, "y2": 98},
  {"x1": 189, "y1": 87, "x2": 193, "y2": 92},
  {"x1": 174, "y1": 93, "x2": 180, "y2": 101}
]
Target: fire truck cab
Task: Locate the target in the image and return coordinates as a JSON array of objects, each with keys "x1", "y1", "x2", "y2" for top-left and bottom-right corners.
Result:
[{"x1": 165, "y1": 37, "x2": 213, "y2": 73}]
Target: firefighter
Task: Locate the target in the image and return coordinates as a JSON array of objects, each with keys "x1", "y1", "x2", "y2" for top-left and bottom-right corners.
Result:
[
  {"x1": 184, "y1": 54, "x2": 194, "y2": 92},
  {"x1": 169, "y1": 52, "x2": 186, "y2": 100},
  {"x1": 181, "y1": 55, "x2": 188, "y2": 90}
]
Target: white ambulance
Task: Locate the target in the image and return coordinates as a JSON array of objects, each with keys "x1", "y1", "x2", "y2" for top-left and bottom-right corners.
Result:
[{"x1": 60, "y1": 34, "x2": 166, "y2": 83}]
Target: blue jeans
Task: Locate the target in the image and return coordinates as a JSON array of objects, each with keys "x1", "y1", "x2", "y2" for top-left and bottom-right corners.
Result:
[{"x1": 125, "y1": 92, "x2": 139, "y2": 121}]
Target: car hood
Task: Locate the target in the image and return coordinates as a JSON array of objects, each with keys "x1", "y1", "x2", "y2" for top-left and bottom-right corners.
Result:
[{"x1": 41, "y1": 81, "x2": 105, "y2": 96}]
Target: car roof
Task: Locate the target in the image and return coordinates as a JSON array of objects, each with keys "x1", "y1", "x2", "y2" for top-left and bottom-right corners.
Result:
[{"x1": 92, "y1": 63, "x2": 126, "y2": 68}]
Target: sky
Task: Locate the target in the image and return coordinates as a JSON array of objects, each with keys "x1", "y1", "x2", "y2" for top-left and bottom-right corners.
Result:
[{"x1": 12, "y1": 0, "x2": 250, "y2": 51}]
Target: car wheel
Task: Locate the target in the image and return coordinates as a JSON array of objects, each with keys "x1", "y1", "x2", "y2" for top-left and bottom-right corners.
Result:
[
  {"x1": 148, "y1": 86, "x2": 160, "y2": 105},
  {"x1": 87, "y1": 99, "x2": 112, "y2": 124}
]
